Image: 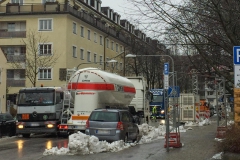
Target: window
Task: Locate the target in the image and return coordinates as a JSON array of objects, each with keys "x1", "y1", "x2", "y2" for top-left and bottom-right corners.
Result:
[
  {"x1": 94, "y1": 53, "x2": 97, "y2": 63},
  {"x1": 7, "y1": 69, "x2": 25, "y2": 79},
  {"x1": 111, "y1": 41, "x2": 114, "y2": 50},
  {"x1": 73, "y1": 22, "x2": 77, "y2": 34},
  {"x1": 88, "y1": 30, "x2": 91, "y2": 40},
  {"x1": 116, "y1": 44, "x2": 119, "y2": 52},
  {"x1": 100, "y1": 36, "x2": 103, "y2": 45},
  {"x1": 106, "y1": 39, "x2": 109, "y2": 48},
  {"x1": 38, "y1": 68, "x2": 52, "y2": 80},
  {"x1": 120, "y1": 63, "x2": 123, "y2": 71},
  {"x1": 87, "y1": 51, "x2": 91, "y2": 62},
  {"x1": 39, "y1": 44, "x2": 52, "y2": 55},
  {"x1": 99, "y1": 56, "x2": 103, "y2": 65},
  {"x1": 11, "y1": 0, "x2": 23, "y2": 5},
  {"x1": 39, "y1": 19, "x2": 52, "y2": 31},
  {"x1": 42, "y1": 0, "x2": 55, "y2": 3},
  {"x1": 80, "y1": 49, "x2": 84, "y2": 60},
  {"x1": 120, "y1": 46, "x2": 123, "y2": 52},
  {"x1": 106, "y1": 57, "x2": 109, "y2": 67},
  {"x1": 8, "y1": 23, "x2": 15, "y2": 31},
  {"x1": 94, "y1": 33, "x2": 97, "y2": 43},
  {"x1": 80, "y1": 26, "x2": 84, "y2": 37},
  {"x1": 73, "y1": 46, "x2": 77, "y2": 58}
]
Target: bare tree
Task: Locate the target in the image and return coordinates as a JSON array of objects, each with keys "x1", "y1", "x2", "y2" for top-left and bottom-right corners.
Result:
[
  {"x1": 8, "y1": 30, "x2": 60, "y2": 87},
  {"x1": 126, "y1": 0, "x2": 240, "y2": 94}
]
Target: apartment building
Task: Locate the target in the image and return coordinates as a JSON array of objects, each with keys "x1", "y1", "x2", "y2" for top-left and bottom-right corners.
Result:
[{"x1": 0, "y1": 0, "x2": 160, "y2": 113}]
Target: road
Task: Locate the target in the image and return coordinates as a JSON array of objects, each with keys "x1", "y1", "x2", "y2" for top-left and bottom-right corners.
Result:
[{"x1": 0, "y1": 116, "x2": 220, "y2": 160}]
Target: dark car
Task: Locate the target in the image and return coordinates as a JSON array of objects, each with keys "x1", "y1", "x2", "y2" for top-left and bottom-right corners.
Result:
[
  {"x1": 0, "y1": 113, "x2": 16, "y2": 137},
  {"x1": 85, "y1": 109, "x2": 139, "y2": 142}
]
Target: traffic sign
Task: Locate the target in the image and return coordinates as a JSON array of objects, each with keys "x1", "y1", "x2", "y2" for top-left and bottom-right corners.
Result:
[
  {"x1": 233, "y1": 46, "x2": 240, "y2": 65},
  {"x1": 234, "y1": 65, "x2": 240, "y2": 88},
  {"x1": 168, "y1": 86, "x2": 180, "y2": 97},
  {"x1": 164, "y1": 63, "x2": 169, "y2": 75}
]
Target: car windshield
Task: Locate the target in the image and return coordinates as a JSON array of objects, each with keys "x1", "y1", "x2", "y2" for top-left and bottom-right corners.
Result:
[
  {"x1": 89, "y1": 111, "x2": 119, "y2": 122},
  {"x1": 18, "y1": 92, "x2": 54, "y2": 106},
  {"x1": 152, "y1": 95, "x2": 163, "y2": 102}
]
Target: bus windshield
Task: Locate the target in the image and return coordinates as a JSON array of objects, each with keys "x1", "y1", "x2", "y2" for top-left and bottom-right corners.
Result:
[
  {"x1": 152, "y1": 95, "x2": 163, "y2": 103},
  {"x1": 18, "y1": 92, "x2": 54, "y2": 106}
]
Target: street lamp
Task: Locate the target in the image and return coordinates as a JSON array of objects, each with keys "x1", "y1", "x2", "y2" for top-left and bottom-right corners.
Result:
[
  {"x1": 75, "y1": 59, "x2": 117, "y2": 70},
  {"x1": 125, "y1": 54, "x2": 175, "y2": 86}
]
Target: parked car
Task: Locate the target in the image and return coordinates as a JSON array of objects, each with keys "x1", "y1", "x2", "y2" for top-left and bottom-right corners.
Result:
[
  {"x1": 85, "y1": 109, "x2": 139, "y2": 142},
  {"x1": 0, "y1": 113, "x2": 16, "y2": 137}
]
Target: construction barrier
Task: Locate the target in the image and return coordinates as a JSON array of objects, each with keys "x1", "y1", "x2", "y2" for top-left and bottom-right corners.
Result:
[
  {"x1": 195, "y1": 111, "x2": 200, "y2": 123},
  {"x1": 164, "y1": 132, "x2": 182, "y2": 148},
  {"x1": 216, "y1": 126, "x2": 227, "y2": 139},
  {"x1": 205, "y1": 110, "x2": 210, "y2": 119}
]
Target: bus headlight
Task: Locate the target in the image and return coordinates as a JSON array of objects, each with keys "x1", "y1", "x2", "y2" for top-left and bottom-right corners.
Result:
[
  {"x1": 47, "y1": 124, "x2": 54, "y2": 128},
  {"x1": 18, "y1": 125, "x2": 24, "y2": 129},
  {"x1": 161, "y1": 110, "x2": 165, "y2": 114}
]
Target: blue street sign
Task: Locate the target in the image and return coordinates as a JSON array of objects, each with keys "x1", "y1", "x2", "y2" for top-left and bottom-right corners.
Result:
[
  {"x1": 233, "y1": 46, "x2": 240, "y2": 65},
  {"x1": 164, "y1": 63, "x2": 169, "y2": 75},
  {"x1": 168, "y1": 86, "x2": 180, "y2": 97}
]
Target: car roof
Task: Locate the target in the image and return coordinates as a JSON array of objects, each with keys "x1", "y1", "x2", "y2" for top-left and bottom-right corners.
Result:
[{"x1": 93, "y1": 108, "x2": 128, "y2": 112}]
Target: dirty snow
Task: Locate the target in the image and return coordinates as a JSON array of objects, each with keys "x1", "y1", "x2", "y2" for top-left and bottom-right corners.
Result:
[{"x1": 43, "y1": 122, "x2": 195, "y2": 156}]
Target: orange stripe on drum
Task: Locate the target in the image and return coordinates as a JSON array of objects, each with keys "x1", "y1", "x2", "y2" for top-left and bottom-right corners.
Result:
[{"x1": 72, "y1": 115, "x2": 89, "y2": 120}]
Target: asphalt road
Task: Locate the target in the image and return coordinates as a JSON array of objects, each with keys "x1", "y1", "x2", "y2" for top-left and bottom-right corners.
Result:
[{"x1": 0, "y1": 115, "x2": 224, "y2": 160}]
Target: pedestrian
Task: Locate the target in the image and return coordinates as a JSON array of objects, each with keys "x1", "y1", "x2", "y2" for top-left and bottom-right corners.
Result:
[{"x1": 152, "y1": 105, "x2": 157, "y2": 122}]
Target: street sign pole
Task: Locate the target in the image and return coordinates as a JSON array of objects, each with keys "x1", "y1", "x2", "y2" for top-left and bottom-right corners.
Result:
[{"x1": 164, "y1": 63, "x2": 170, "y2": 152}]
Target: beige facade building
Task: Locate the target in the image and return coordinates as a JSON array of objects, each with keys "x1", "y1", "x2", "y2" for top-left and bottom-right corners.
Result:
[{"x1": 0, "y1": 0, "x2": 159, "y2": 113}]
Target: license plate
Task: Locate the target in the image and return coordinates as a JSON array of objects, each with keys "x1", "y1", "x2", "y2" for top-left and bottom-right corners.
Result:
[
  {"x1": 74, "y1": 125, "x2": 85, "y2": 129},
  {"x1": 96, "y1": 130, "x2": 110, "y2": 134},
  {"x1": 30, "y1": 123, "x2": 39, "y2": 126},
  {"x1": 22, "y1": 114, "x2": 29, "y2": 120}
]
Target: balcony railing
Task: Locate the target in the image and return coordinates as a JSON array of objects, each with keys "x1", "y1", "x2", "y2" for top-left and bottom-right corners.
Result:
[
  {"x1": 0, "y1": 30, "x2": 26, "y2": 38},
  {"x1": 0, "y1": 3, "x2": 127, "y2": 43},
  {"x1": 7, "y1": 79, "x2": 25, "y2": 87},
  {"x1": 6, "y1": 55, "x2": 26, "y2": 62}
]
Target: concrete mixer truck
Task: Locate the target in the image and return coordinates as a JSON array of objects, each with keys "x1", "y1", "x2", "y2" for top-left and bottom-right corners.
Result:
[{"x1": 58, "y1": 68, "x2": 136, "y2": 136}]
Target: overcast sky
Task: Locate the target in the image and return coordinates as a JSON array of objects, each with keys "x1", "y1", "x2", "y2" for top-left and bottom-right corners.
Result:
[{"x1": 101, "y1": 0, "x2": 129, "y2": 19}]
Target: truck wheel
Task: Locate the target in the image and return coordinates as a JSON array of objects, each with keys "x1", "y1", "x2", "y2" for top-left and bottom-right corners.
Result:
[{"x1": 22, "y1": 134, "x2": 30, "y2": 138}]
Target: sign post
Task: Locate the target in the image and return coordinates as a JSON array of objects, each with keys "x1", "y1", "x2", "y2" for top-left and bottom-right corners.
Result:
[{"x1": 233, "y1": 46, "x2": 240, "y2": 127}]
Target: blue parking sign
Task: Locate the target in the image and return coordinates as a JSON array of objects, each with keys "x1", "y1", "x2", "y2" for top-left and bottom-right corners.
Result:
[
  {"x1": 164, "y1": 63, "x2": 169, "y2": 75},
  {"x1": 233, "y1": 46, "x2": 240, "y2": 65}
]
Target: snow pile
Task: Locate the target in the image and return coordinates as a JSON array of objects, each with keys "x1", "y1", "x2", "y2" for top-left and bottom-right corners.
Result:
[
  {"x1": 212, "y1": 152, "x2": 223, "y2": 159},
  {"x1": 184, "y1": 118, "x2": 211, "y2": 127},
  {"x1": 138, "y1": 123, "x2": 165, "y2": 144}
]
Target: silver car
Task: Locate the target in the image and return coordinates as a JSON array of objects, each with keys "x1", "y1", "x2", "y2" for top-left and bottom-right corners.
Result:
[{"x1": 85, "y1": 109, "x2": 139, "y2": 142}]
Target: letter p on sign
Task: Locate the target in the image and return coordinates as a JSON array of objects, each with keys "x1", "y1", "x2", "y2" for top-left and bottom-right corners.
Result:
[{"x1": 234, "y1": 46, "x2": 240, "y2": 65}]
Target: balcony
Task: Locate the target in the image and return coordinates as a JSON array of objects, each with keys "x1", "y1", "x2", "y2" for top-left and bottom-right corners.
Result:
[
  {"x1": 0, "y1": 3, "x2": 128, "y2": 44},
  {"x1": 0, "y1": 30, "x2": 26, "y2": 38},
  {"x1": 6, "y1": 55, "x2": 26, "y2": 62},
  {"x1": 6, "y1": 79, "x2": 25, "y2": 87}
]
